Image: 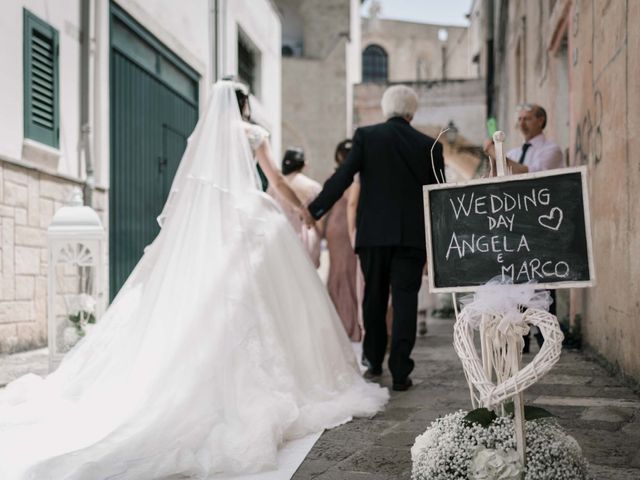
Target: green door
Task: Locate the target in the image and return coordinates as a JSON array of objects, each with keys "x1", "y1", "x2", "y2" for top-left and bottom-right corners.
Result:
[{"x1": 109, "y1": 4, "x2": 199, "y2": 299}]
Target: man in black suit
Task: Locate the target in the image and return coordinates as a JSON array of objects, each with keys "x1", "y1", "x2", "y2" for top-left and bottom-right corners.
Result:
[{"x1": 308, "y1": 85, "x2": 445, "y2": 391}]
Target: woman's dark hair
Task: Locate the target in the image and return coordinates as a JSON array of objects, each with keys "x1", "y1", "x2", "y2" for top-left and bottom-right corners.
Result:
[
  {"x1": 235, "y1": 89, "x2": 250, "y2": 120},
  {"x1": 334, "y1": 139, "x2": 353, "y2": 165},
  {"x1": 282, "y1": 148, "x2": 305, "y2": 175},
  {"x1": 222, "y1": 76, "x2": 250, "y2": 120}
]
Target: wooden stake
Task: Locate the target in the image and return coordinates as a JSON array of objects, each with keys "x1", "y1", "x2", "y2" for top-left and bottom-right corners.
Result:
[{"x1": 492, "y1": 131, "x2": 526, "y2": 474}]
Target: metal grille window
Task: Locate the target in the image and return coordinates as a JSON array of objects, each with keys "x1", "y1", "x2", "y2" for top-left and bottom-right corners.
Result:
[
  {"x1": 238, "y1": 35, "x2": 256, "y2": 94},
  {"x1": 362, "y1": 45, "x2": 388, "y2": 83},
  {"x1": 24, "y1": 9, "x2": 59, "y2": 148}
]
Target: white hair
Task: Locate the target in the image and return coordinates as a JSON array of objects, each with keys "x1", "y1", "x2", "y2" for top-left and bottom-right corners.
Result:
[{"x1": 381, "y1": 85, "x2": 418, "y2": 120}]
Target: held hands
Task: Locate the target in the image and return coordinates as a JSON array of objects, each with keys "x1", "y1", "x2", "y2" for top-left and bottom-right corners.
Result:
[{"x1": 299, "y1": 207, "x2": 316, "y2": 229}]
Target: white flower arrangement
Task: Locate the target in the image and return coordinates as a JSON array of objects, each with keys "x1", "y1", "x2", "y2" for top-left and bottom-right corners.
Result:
[
  {"x1": 64, "y1": 293, "x2": 97, "y2": 348},
  {"x1": 411, "y1": 410, "x2": 591, "y2": 480},
  {"x1": 471, "y1": 446, "x2": 522, "y2": 479}
]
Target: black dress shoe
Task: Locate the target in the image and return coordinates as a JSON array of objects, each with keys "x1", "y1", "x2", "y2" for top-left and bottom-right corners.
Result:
[
  {"x1": 392, "y1": 378, "x2": 413, "y2": 391},
  {"x1": 363, "y1": 367, "x2": 382, "y2": 380}
]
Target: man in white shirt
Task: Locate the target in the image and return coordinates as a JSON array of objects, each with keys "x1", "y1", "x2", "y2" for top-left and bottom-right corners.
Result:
[
  {"x1": 484, "y1": 103, "x2": 564, "y2": 352},
  {"x1": 485, "y1": 104, "x2": 564, "y2": 173}
]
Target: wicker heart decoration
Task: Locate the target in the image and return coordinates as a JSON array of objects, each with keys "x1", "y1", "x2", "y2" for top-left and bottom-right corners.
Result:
[{"x1": 453, "y1": 308, "x2": 564, "y2": 408}]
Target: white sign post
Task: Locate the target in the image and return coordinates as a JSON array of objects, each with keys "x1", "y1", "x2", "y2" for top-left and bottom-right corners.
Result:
[
  {"x1": 493, "y1": 131, "x2": 527, "y2": 471},
  {"x1": 424, "y1": 129, "x2": 595, "y2": 479}
]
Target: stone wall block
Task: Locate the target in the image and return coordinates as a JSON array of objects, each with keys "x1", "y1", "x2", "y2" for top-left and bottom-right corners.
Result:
[
  {"x1": 0, "y1": 218, "x2": 15, "y2": 300},
  {"x1": 40, "y1": 177, "x2": 71, "y2": 201},
  {"x1": 15, "y1": 275, "x2": 35, "y2": 300},
  {"x1": 15, "y1": 246, "x2": 40, "y2": 275},
  {"x1": 39, "y1": 247, "x2": 49, "y2": 275},
  {"x1": 0, "y1": 324, "x2": 18, "y2": 354},
  {"x1": 16, "y1": 322, "x2": 46, "y2": 349},
  {"x1": 2, "y1": 218, "x2": 15, "y2": 276},
  {"x1": 4, "y1": 165, "x2": 29, "y2": 185},
  {"x1": 0, "y1": 300, "x2": 34, "y2": 323},
  {"x1": 0, "y1": 205, "x2": 13, "y2": 217},
  {"x1": 14, "y1": 208, "x2": 27, "y2": 225},
  {"x1": 4, "y1": 181, "x2": 28, "y2": 208},
  {"x1": 15, "y1": 225, "x2": 46, "y2": 248},
  {"x1": 0, "y1": 276, "x2": 15, "y2": 301},
  {"x1": 34, "y1": 276, "x2": 47, "y2": 327},
  {"x1": 39, "y1": 198, "x2": 54, "y2": 228},
  {"x1": 27, "y1": 174, "x2": 40, "y2": 226}
]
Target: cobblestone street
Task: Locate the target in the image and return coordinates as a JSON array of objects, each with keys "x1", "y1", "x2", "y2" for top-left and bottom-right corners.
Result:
[
  {"x1": 293, "y1": 316, "x2": 640, "y2": 480},
  {"x1": 2, "y1": 315, "x2": 639, "y2": 479}
]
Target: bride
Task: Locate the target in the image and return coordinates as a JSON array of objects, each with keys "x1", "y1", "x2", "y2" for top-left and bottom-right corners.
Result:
[{"x1": 0, "y1": 80, "x2": 388, "y2": 479}]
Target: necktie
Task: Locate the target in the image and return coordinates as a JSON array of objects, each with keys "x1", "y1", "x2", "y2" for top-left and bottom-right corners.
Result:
[{"x1": 518, "y1": 143, "x2": 532, "y2": 164}]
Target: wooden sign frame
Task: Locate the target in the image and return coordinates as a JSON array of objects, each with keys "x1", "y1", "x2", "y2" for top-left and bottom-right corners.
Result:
[{"x1": 423, "y1": 165, "x2": 595, "y2": 293}]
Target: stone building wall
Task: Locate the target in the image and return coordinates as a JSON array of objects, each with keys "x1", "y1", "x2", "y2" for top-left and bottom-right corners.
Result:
[
  {"x1": 275, "y1": 0, "x2": 353, "y2": 182},
  {"x1": 354, "y1": 79, "x2": 486, "y2": 182},
  {"x1": 362, "y1": 18, "x2": 474, "y2": 82},
  {"x1": 281, "y1": 43, "x2": 348, "y2": 182},
  {"x1": 489, "y1": 0, "x2": 640, "y2": 382},
  {"x1": 0, "y1": 157, "x2": 107, "y2": 353}
]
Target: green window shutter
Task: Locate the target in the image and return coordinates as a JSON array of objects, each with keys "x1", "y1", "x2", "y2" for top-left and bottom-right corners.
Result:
[{"x1": 24, "y1": 9, "x2": 59, "y2": 149}]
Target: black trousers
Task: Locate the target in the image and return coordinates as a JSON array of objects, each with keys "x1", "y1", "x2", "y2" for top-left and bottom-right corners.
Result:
[
  {"x1": 358, "y1": 246, "x2": 426, "y2": 382},
  {"x1": 523, "y1": 289, "x2": 557, "y2": 351}
]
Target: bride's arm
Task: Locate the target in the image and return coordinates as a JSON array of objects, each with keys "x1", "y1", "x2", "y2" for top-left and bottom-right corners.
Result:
[{"x1": 255, "y1": 140, "x2": 315, "y2": 227}]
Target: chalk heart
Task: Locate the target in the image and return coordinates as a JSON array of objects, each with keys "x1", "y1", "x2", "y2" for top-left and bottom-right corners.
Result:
[
  {"x1": 454, "y1": 308, "x2": 564, "y2": 407},
  {"x1": 538, "y1": 207, "x2": 563, "y2": 231}
]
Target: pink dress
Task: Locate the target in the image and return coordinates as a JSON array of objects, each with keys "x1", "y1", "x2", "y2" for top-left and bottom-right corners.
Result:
[{"x1": 324, "y1": 192, "x2": 362, "y2": 341}]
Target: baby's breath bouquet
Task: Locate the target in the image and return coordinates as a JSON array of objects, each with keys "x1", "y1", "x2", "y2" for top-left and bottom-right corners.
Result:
[{"x1": 411, "y1": 409, "x2": 591, "y2": 480}]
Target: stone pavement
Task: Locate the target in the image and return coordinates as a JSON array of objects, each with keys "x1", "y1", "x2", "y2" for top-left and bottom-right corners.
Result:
[
  {"x1": 1, "y1": 318, "x2": 639, "y2": 479},
  {"x1": 292, "y1": 316, "x2": 640, "y2": 480},
  {"x1": 0, "y1": 347, "x2": 48, "y2": 387}
]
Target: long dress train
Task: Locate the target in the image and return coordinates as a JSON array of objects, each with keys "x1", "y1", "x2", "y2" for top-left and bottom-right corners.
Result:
[{"x1": 0, "y1": 81, "x2": 388, "y2": 480}]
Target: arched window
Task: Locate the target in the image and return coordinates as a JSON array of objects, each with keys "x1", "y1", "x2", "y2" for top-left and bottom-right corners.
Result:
[{"x1": 362, "y1": 44, "x2": 388, "y2": 82}]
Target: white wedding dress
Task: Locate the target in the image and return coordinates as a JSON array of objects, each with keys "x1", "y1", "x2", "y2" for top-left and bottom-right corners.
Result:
[{"x1": 0, "y1": 81, "x2": 388, "y2": 480}]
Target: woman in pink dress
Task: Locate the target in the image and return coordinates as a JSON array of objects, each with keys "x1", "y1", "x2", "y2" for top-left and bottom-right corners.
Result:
[{"x1": 323, "y1": 140, "x2": 362, "y2": 341}]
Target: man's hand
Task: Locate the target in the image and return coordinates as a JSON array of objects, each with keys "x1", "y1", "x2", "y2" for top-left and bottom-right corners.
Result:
[
  {"x1": 483, "y1": 138, "x2": 496, "y2": 159},
  {"x1": 300, "y1": 208, "x2": 316, "y2": 229}
]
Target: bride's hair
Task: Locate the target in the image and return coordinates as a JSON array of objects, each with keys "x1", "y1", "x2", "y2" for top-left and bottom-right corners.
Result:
[{"x1": 221, "y1": 76, "x2": 251, "y2": 120}]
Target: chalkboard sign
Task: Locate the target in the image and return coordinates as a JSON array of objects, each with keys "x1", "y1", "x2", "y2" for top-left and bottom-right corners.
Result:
[{"x1": 423, "y1": 166, "x2": 595, "y2": 292}]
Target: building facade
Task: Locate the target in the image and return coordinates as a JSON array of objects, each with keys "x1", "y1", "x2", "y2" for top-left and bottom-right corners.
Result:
[
  {"x1": 274, "y1": 0, "x2": 360, "y2": 182},
  {"x1": 481, "y1": 0, "x2": 640, "y2": 382},
  {"x1": 0, "y1": 0, "x2": 282, "y2": 353},
  {"x1": 355, "y1": 13, "x2": 486, "y2": 183},
  {"x1": 361, "y1": 16, "x2": 474, "y2": 83}
]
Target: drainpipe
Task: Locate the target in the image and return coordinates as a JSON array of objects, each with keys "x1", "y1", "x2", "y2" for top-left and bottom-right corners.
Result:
[
  {"x1": 486, "y1": 0, "x2": 495, "y2": 119},
  {"x1": 79, "y1": 0, "x2": 94, "y2": 206},
  {"x1": 209, "y1": 0, "x2": 219, "y2": 82}
]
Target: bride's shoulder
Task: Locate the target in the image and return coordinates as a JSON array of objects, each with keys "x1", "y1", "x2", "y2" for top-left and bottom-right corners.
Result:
[{"x1": 243, "y1": 121, "x2": 269, "y2": 151}]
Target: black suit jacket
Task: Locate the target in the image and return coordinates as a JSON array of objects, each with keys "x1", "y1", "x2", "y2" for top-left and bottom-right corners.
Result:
[{"x1": 308, "y1": 117, "x2": 445, "y2": 250}]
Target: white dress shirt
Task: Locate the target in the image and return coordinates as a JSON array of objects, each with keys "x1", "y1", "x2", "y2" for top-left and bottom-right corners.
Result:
[{"x1": 506, "y1": 133, "x2": 564, "y2": 172}]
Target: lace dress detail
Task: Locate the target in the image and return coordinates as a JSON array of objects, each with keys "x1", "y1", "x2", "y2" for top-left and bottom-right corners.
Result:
[{"x1": 244, "y1": 122, "x2": 269, "y2": 152}]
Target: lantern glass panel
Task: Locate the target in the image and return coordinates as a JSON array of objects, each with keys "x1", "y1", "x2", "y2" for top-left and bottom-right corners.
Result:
[{"x1": 53, "y1": 242, "x2": 98, "y2": 353}]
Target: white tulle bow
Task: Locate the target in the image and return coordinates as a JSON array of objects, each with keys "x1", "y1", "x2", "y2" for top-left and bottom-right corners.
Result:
[{"x1": 459, "y1": 276, "x2": 552, "y2": 332}]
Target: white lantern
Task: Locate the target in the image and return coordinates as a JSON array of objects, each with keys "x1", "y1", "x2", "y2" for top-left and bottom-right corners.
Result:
[{"x1": 47, "y1": 187, "x2": 105, "y2": 371}]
